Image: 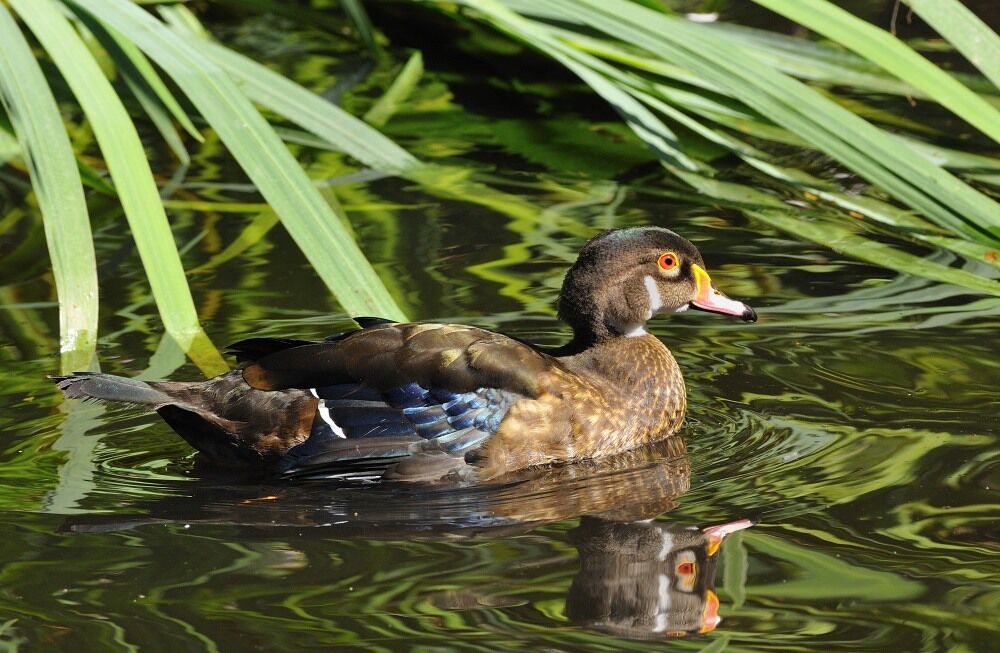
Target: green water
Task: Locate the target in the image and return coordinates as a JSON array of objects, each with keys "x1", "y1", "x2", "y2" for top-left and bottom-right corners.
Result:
[{"x1": 2, "y1": 5, "x2": 999, "y2": 652}]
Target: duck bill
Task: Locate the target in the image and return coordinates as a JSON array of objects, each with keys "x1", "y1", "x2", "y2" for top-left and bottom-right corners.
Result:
[
  {"x1": 699, "y1": 590, "x2": 722, "y2": 634},
  {"x1": 703, "y1": 518, "x2": 755, "y2": 556},
  {"x1": 690, "y1": 264, "x2": 757, "y2": 322}
]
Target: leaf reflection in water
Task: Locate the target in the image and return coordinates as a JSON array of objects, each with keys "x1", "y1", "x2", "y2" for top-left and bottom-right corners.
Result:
[{"x1": 62, "y1": 436, "x2": 752, "y2": 641}]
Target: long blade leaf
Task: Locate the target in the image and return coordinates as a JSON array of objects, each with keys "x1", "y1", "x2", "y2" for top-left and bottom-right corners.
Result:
[
  {"x1": 74, "y1": 0, "x2": 408, "y2": 321},
  {"x1": 525, "y1": 0, "x2": 1000, "y2": 240},
  {"x1": 12, "y1": 0, "x2": 226, "y2": 374},
  {"x1": 341, "y1": 0, "x2": 381, "y2": 57},
  {"x1": 174, "y1": 25, "x2": 421, "y2": 174},
  {"x1": 74, "y1": 10, "x2": 202, "y2": 164},
  {"x1": 904, "y1": 0, "x2": 1000, "y2": 92},
  {"x1": 752, "y1": 0, "x2": 1000, "y2": 145},
  {"x1": 747, "y1": 209, "x2": 1000, "y2": 297},
  {"x1": 0, "y1": 4, "x2": 98, "y2": 371}
]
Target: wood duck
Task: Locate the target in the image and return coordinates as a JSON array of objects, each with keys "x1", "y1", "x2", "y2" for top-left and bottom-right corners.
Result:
[{"x1": 55, "y1": 227, "x2": 756, "y2": 482}]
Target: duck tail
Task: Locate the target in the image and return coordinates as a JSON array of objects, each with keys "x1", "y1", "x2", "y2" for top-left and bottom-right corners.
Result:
[
  {"x1": 52, "y1": 371, "x2": 313, "y2": 467},
  {"x1": 52, "y1": 373, "x2": 173, "y2": 407}
]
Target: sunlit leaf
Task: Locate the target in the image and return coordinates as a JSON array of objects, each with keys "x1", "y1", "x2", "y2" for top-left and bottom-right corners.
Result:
[
  {"x1": 75, "y1": 0, "x2": 408, "y2": 323},
  {"x1": 905, "y1": 0, "x2": 1000, "y2": 92},
  {"x1": 12, "y1": 0, "x2": 226, "y2": 374},
  {"x1": 0, "y1": 3, "x2": 98, "y2": 371},
  {"x1": 752, "y1": 0, "x2": 1000, "y2": 146}
]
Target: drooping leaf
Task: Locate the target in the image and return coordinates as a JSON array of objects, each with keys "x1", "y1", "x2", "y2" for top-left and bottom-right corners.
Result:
[
  {"x1": 159, "y1": 5, "x2": 419, "y2": 174},
  {"x1": 74, "y1": 0, "x2": 408, "y2": 324},
  {"x1": 746, "y1": 209, "x2": 1000, "y2": 296},
  {"x1": 0, "y1": 3, "x2": 98, "y2": 372},
  {"x1": 13, "y1": 0, "x2": 226, "y2": 375},
  {"x1": 751, "y1": 0, "x2": 1000, "y2": 145},
  {"x1": 904, "y1": 0, "x2": 1000, "y2": 92}
]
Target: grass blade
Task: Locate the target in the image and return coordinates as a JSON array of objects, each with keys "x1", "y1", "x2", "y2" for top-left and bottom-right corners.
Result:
[
  {"x1": 0, "y1": 4, "x2": 98, "y2": 372},
  {"x1": 76, "y1": 0, "x2": 408, "y2": 321},
  {"x1": 747, "y1": 209, "x2": 1000, "y2": 296},
  {"x1": 74, "y1": 11, "x2": 203, "y2": 165},
  {"x1": 702, "y1": 20, "x2": 1000, "y2": 98},
  {"x1": 529, "y1": 0, "x2": 1000, "y2": 240},
  {"x1": 159, "y1": 5, "x2": 419, "y2": 174},
  {"x1": 341, "y1": 0, "x2": 381, "y2": 57},
  {"x1": 12, "y1": 0, "x2": 226, "y2": 374},
  {"x1": 752, "y1": 0, "x2": 1000, "y2": 145},
  {"x1": 905, "y1": 0, "x2": 1000, "y2": 92},
  {"x1": 449, "y1": 1, "x2": 706, "y2": 171}
]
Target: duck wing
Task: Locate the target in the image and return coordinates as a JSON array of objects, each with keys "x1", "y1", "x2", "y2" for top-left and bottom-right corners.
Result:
[{"x1": 239, "y1": 322, "x2": 559, "y2": 481}]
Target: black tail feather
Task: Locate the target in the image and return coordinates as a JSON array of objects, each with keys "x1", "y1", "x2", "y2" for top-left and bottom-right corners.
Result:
[
  {"x1": 227, "y1": 318, "x2": 395, "y2": 363},
  {"x1": 353, "y1": 316, "x2": 396, "y2": 329},
  {"x1": 225, "y1": 338, "x2": 320, "y2": 364}
]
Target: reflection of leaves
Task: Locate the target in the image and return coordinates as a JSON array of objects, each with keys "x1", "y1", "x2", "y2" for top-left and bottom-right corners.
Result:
[
  {"x1": 697, "y1": 635, "x2": 730, "y2": 653},
  {"x1": 722, "y1": 530, "x2": 748, "y2": 609},
  {"x1": 745, "y1": 532, "x2": 924, "y2": 600},
  {"x1": 748, "y1": 209, "x2": 1000, "y2": 296}
]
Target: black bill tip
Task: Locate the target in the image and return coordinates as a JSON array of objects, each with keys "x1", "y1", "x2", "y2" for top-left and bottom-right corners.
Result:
[{"x1": 741, "y1": 306, "x2": 758, "y2": 323}]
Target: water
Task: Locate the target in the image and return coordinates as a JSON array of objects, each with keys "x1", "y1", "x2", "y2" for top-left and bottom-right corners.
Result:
[{"x1": 1, "y1": 6, "x2": 999, "y2": 652}]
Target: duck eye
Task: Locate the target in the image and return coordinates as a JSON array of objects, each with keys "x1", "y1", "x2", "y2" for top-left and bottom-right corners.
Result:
[{"x1": 657, "y1": 252, "x2": 678, "y2": 271}]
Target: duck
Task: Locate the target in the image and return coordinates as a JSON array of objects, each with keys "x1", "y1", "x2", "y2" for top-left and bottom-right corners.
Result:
[{"x1": 54, "y1": 227, "x2": 756, "y2": 482}]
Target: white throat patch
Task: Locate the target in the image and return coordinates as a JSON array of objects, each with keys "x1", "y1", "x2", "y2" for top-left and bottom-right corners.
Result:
[
  {"x1": 644, "y1": 274, "x2": 663, "y2": 317},
  {"x1": 619, "y1": 275, "x2": 663, "y2": 337},
  {"x1": 620, "y1": 275, "x2": 665, "y2": 338}
]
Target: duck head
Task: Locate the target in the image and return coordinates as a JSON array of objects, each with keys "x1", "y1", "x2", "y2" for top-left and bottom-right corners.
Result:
[{"x1": 558, "y1": 227, "x2": 756, "y2": 344}]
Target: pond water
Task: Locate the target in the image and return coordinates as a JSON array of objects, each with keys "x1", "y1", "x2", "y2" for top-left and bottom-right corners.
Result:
[{"x1": 1, "y1": 5, "x2": 999, "y2": 652}]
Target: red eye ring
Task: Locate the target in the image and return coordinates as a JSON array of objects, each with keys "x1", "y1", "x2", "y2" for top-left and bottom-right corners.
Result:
[{"x1": 657, "y1": 252, "x2": 678, "y2": 271}]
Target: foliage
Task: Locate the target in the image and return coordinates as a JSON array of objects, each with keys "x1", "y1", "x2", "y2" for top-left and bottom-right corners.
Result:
[
  {"x1": 0, "y1": 0, "x2": 413, "y2": 374},
  {"x1": 1, "y1": 0, "x2": 1000, "y2": 374},
  {"x1": 421, "y1": 0, "x2": 1000, "y2": 257}
]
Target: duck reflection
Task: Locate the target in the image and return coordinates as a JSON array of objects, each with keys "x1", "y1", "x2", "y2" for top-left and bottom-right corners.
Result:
[
  {"x1": 567, "y1": 516, "x2": 751, "y2": 639},
  {"x1": 59, "y1": 435, "x2": 751, "y2": 640}
]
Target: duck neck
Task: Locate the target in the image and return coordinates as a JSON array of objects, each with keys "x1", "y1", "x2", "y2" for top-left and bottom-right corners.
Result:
[{"x1": 557, "y1": 272, "x2": 648, "y2": 354}]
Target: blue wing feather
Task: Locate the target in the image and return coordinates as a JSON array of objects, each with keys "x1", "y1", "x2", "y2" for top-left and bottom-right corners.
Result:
[{"x1": 277, "y1": 381, "x2": 516, "y2": 479}]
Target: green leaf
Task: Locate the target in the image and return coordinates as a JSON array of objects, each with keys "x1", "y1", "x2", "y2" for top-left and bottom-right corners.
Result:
[
  {"x1": 341, "y1": 0, "x2": 381, "y2": 57},
  {"x1": 702, "y1": 20, "x2": 1000, "y2": 98},
  {"x1": 905, "y1": 0, "x2": 1000, "y2": 92},
  {"x1": 75, "y1": 0, "x2": 408, "y2": 322},
  {"x1": 160, "y1": 6, "x2": 419, "y2": 174},
  {"x1": 74, "y1": 10, "x2": 202, "y2": 165},
  {"x1": 525, "y1": 0, "x2": 1000, "y2": 240},
  {"x1": 12, "y1": 0, "x2": 226, "y2": 374},
  {"x1": 752, "y1": 0, "x2": 1000, "y2": 146},
  {"x1": 448, "y1": 1, "x2": 706, "y2": 172},
  {"x1": 0, "y1": 4, "x2": 98, "y2": 372}
]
